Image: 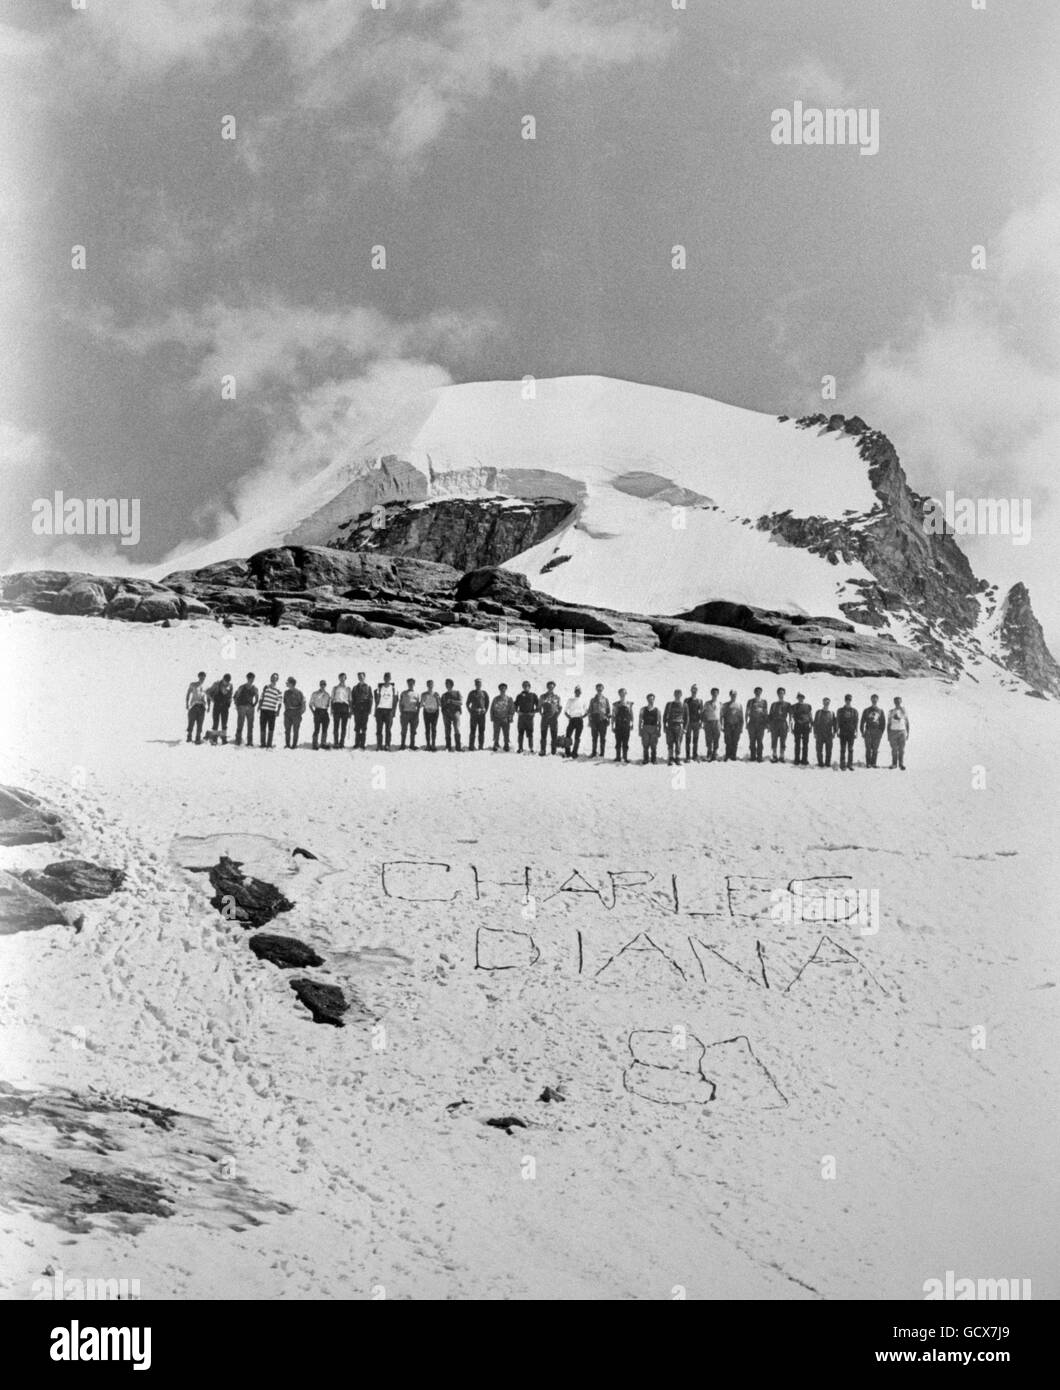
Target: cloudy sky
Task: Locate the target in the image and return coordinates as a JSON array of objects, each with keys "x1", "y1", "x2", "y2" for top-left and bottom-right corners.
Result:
[{"x1": 2, "y1": 0, "x2": 1058, "y2": 642}]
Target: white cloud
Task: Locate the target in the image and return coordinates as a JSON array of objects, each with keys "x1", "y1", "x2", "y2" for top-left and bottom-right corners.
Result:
[
  {"x1": 0, "y1": 420, "x2": 49, "y2": 476},
  {"x1": 160, "y1": 356, "x2": 453, "y2": 569},
  {"x1": 778, "y1": 57, "x2": 855, "y2": 107},
  {"x1": 87, "y1": 298, "x2": 498, "y2": 393},
  {"x1": 4, "y1": 1, "x2": 673, "y2": 163}
]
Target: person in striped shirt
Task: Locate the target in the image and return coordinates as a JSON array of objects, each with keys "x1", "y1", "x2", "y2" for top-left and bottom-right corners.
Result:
[{"x1": 258, "y1": 674, "x2": 282, "y2": 748}]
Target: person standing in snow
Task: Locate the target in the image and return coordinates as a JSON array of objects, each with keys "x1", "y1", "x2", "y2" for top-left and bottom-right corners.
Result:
[
  {"x1": 351, "y1": 671, "x2": 373, "y2": 749},
  {"x1": 233, "y1": 672, "x2": 259, "y2": 747},
  {"x1": 663, "y1": 689, "x2": 686, "y2": 765},
  {"x1": 612, "y1": 688, "x2": 634, "y2": 763},
  {"x1": 185, "y1": 671, "x2": 208, "y2": 744},
  {"x1": 330, "y1": 673, "x2": 352, "y2": 749},
  {"x1": 768, "y1": 687, "x2": 792, "y2": 762},
  {"x1": 836, "y1": 693, "x2": 859, "y2": 770},
  {"x1": 421, "y1": 680, "x2": 441, "y2": 751},
  {"x1": 398, "y1": 678, "x2": 421, "y2": 750},
  {"x1": 440, "y1": 678, "x2": 463, "y2": 751},
  {"x1": 283, "y1": 677, "x2": 306, "y2": 749},
  {"x1": 683, "y1": 684, "x2": 704, "y2": 761},
  {"x1": 791, "y1": 691, "x2": 813, "y2": 765},
  {"x1": 745, "y1": 687, "x2": 769, "y2": 763},
  {"x1": 702, "y1": 688, "x2": 722, "y2": 761},
  {"x1": 887, "y1": 696, "x2": 910, "y2": 770},
  {"x1": 564, "y1": 686, "x2": 587, "y2": 758},
  {"x1": 490, "y1": 683, "x2": 515, "y2": 751},
  {"x1": 860, "y1": 693, "x2": 886, "y2": 767},
  {"x1": 258, "y1": 673, "x2": 282, "y2": 748},
  {"x1": 721, "y1": 690, "x2": 744, "y2": 761},
  {"x1": 374, "y1": 671, "x2": 397, "y2": 750},
  {"x1": 539, "y1": 681, "x2": 562, "y2": 756},
  {"x1": 813, "y1": 698, "x2": 836, "y2": 767},
  {"x1": 208, "y1": 673, "x2": 233, "y2": 742},
  {"x1": 466, "y1": 678, "x2": 489, "y2": 751},
  {"x1": 588, "y1": 684, "x2": 611, "y2": 758},
  {"x1": 310, "y1": 680, "x2": 331, "y2": 749},
  {"x1": 514, "y1": 681, "x2": 538, "y2": 753},
  {"x1": 638, "y1": 694, "x2": 661, "y2": 763}
]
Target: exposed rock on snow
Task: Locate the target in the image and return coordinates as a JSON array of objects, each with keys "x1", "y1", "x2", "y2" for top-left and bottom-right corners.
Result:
[
  {"x1": 0, "y1": 1083, "x2": 290, "y2": 1236},
  {"x1": 0, "y1": 872, "x2": 71, "y2": 934},
  {"x1": 249, "y1": 934, "x2": 325, "y2": 969},
  {"x1": 289, "y1": 978, "x2": 352, "y2": 1026},
  {"x1": 332, "y1": 496, "x2": 575, "y2": 571},
  {"x1": 19, "y1": 859, "x2": 125, "y2": 903},
  {"x1": 0, "y1": 784, "x2": 64, "y2": 846},
  {"x1": 207, "y1": 856, "x2": 294, "y2": 928}
]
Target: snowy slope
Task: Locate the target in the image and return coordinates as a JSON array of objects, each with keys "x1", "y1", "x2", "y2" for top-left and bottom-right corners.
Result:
[
  {"x1": 160, "y1": 377, "x2": 880, "y2": 622},
  {"x1": 1, "y1": 610, "x2": 1057, "y2": 1300}
]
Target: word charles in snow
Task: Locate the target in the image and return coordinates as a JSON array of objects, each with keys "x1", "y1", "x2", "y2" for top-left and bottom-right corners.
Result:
[
  {"x1": 377, "y1": 862, "x2": 880, "y2": 936},
  {"x1": 31, "y1": 491, "x2": 141, "y2": 547},
  {"x1": 771, "y1": 101, "x2": 879, "y2": 156}
]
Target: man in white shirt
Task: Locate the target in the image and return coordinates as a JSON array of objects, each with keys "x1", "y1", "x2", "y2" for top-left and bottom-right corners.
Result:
[
  {"x1": 374, "y1": 671, "x2": 396, "y2": 750},
  {"x1": 564, "y1": 686, "x2": 587, "y2": 759},
  {"x1": 331, "y1": 672, "x2": 352, "y2": 748},
  {"x1": 887, "y1": 697, "x2": 911, "y2": 770},
  {"x1": 309, "y1": 680, "x2": 331, "y2": 749}
]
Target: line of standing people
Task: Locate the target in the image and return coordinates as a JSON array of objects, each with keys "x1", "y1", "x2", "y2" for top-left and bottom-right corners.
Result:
[{"x1": 185, "y1": 672, "x2": 911, "y2": 768}]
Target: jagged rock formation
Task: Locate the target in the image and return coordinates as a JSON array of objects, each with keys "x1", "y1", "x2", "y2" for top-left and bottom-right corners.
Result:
[
  {"x1": 331, "y1": 496, "x2": 575, "y2": 571},
  {"x1": 758, "y1": 415, "x2": 989, "y2": 677},
  {"x1": 996, "y1": 582, "x2": 1060, "y2": 697}
]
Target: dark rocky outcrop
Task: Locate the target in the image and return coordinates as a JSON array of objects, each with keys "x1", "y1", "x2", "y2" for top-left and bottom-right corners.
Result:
[
  {"x1": 455, "y1": 567, "x2": 537, "y2": 607},
  {"x1": 208, "y1": 856, "x2": 294, "y2": 929},
  {"x1": 332, "y1": 496, "x2": 575, "y2": 571},
  {"x1": 996, "y1": 583, "x2": 1060, "y2": 698},
  {"x1": 59, "y1": 1168, "x2": 173, "y2": 1218},
  {"x1": 19, "y1": 859, "x2": 125, "y2": 903},
  {"x1": 650, "y1": 614, "x2": 928, "y2": 678},
  {"x1": 249, "y1": 934, "x2": 324, "y2": 969},
  {"x1": 0, "y1": 873, "x2": 71, "y2": 934},
  {"x1": 762, "y1": 416, "x2": 993, "y2": 675},
  {"x1": 650, "y1": 620, "x2": 796, "y2": 672},
  {"x1": 289, "y1": 978, "x2": 351, "y2": 1027},
  {"x1": 0, "y1": 571, "x2": 209, "y2": 623},
  {"x1": 165, "y1": 546, "x2": 457, "y2": 598},
  {"x1": 0, "y1": 785, "x2": 64, "y2": 847}
]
